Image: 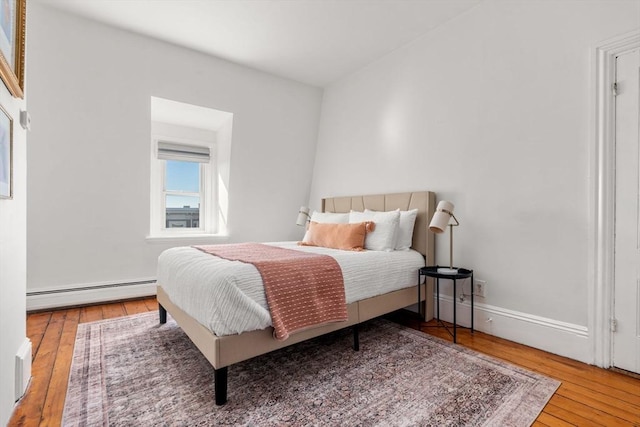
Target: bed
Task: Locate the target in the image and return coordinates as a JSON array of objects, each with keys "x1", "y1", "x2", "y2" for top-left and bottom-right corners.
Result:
[{"x1": 156, "y1": 191, "x2": 436, "y2": 405}]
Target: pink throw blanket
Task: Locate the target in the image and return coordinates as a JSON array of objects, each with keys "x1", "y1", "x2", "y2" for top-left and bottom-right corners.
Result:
[{"x1": 193, "y1": 243, "x2": 347, "y2": 340}]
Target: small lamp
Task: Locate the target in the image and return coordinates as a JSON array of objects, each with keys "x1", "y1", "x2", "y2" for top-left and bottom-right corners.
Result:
[
  {"x1": 429, "y1": 201, "x2": 460, "y2": 274},
  {"x1": 296, "y1": 206, "x2": 310, "y2": 226}
]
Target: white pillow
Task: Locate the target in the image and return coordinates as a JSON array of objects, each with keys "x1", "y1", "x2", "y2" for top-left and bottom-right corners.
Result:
[
  {"x1": 310, "y1": 211, "x2": 350, "y2": 224},
  {"x1": 302, "y1": 211, "x2": 350, "y2": 242},
  {"x1": 349, "y1": 210, "x2": 400, "y2": 251},
  {"x1": 366, "y1": 208, "x2": 418, "y2": 250}
]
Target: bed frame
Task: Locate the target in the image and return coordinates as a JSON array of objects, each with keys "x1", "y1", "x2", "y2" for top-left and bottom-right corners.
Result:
[{"x1": 157, "y1": 191, "x2": 436, "y2": 405}]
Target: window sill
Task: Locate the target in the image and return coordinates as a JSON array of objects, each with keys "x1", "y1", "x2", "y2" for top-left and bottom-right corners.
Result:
[{"x1": 145, "y1": 233, "x2": 229, "y2": 244}]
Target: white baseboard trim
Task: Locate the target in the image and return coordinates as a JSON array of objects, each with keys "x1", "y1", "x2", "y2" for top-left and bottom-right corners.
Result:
[
  {"x1": 27, "y1": 278, "x2": 157, "y2": 311},
  {"x1": 434, "y1": 294, "x2": 590, "y2": 363},
  {"x1": 15, "y1": 338, "x2": 31, "y2": 401}
]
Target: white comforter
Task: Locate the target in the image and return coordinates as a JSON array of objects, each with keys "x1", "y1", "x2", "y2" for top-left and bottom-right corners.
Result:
[{"x1": 157, "y1": 242, "x2": 425, "y2": 336}]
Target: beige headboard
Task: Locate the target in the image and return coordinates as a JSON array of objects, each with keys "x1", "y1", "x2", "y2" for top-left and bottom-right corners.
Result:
[{"x1": 322, "y1": 191, "x2": 436, "y2": 263}]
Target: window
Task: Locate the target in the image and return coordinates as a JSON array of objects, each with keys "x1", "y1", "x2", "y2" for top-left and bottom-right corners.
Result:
[
  {"x1": 165, "y1": 160, "x2": 201, "y2": 229},
  {"x1": 148, "y1": 96, "x2": 233, "y2": 241},
  {"x1": 150, "y1": 139, "x2": 217, "y2": 237}
]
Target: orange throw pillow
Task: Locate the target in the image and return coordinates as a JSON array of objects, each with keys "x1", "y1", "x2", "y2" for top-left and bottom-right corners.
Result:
[{"x1": 299, "y1": 221, "x2": 374, "y2": 251}]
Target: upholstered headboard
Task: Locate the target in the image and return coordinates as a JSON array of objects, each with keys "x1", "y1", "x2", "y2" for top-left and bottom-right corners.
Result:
[{"x1": 322, "y1": 191, "x2": 436, "y2": 263}]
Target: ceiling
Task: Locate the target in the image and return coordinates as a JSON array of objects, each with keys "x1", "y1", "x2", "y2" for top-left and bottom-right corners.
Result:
[{"x1": 35, "y1": 0, "x2": 481, "y2": 87}]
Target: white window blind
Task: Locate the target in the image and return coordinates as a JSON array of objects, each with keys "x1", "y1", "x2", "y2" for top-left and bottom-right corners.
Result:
[{"x1": 157, "y1": 141, "x2": 210, "y2": 163}]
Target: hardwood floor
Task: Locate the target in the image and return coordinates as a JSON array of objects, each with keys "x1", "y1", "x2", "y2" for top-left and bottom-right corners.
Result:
[{"x1": 9, "y1": 298, "x2": 640, "y2": 426}]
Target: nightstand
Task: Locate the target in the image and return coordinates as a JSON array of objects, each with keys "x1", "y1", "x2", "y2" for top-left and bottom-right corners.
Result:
[{"x1": 418, "y1": 266, "x2": 474, "y2": 343}]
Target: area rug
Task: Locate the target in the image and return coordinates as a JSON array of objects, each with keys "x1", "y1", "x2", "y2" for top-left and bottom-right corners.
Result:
[{"x1": 62, "y1": 313, "x2": 559, "y2": 426}]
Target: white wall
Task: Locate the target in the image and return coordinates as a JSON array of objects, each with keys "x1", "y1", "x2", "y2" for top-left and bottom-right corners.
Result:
[
  {"x1": 310, "y1": 0, "x2": 640, "y2": 358},
  {"x1": 0, "y1": 42, "x2": 28, "y2": 427},
  {"x1": 26, "y1": 4, "x2": 322, "y2": 300}
]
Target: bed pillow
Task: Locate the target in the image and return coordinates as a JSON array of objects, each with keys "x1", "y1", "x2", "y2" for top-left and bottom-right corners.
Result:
[
  {"x1": 365, "y1": 208, "x2": 418, "y2": 250},
  {"x1": 349, "y1": 210, "x2": 400, "y2": 251},
  {"x1": 302, "y1": 211, "x2": 350, "y2": 243},
  {"x1": 309, "y1": 211, "x2": 350, "y2": 223},
  {"x1": 299, "y1": 221, "x2": 373, "y2": 251}
]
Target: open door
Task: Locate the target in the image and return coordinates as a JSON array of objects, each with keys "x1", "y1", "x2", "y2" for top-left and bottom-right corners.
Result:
[{"x1": 613, "y1": 48, "x2": 640, "y2": 374}]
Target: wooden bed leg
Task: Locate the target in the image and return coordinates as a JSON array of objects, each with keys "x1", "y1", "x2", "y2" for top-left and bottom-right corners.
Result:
[
  {"x1": 159, "y1": 304, "x2": 167, "y2": 324},
  {"x1": 214, "y1": 367, "x2": 228, "y2": 406},
  {"x1": 353, "y1": 324, "x2": 360, "y2": 351}
]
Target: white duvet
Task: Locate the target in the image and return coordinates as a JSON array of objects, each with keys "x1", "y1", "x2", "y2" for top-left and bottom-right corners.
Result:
[{"x1": 157, "y1": 242, "x2": 425, "y2": 336}]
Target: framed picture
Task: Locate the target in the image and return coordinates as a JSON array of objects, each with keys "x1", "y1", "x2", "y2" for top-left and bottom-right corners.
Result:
[
  {"x1": 0, "y1": 0, "x2": 25, "y2": 98},
  {"x1": 0, "y1": 104, "x2": 12, "y2": 199}
]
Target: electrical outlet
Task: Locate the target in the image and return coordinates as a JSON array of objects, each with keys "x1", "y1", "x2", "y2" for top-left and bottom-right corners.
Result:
[{"x1": 474, "y1": 279, "x2": 487, "y2": 298}]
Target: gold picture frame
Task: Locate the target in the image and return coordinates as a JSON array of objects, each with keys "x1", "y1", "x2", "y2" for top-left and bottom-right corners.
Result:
[
  {"x1": 0, "y1": 0, "x2": 25, "y2": 99},
  {"x1": 0, "y1": 104, "x2": 12, "y2": 199}
]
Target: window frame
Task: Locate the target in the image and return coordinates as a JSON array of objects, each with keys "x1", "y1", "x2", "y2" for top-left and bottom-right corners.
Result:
[
  {"x1": 149, "y1": 136, "x2": 217, "y2": 238},
  {"x1": 162, "y1": 159, "x2": 203, "y2": 230}
]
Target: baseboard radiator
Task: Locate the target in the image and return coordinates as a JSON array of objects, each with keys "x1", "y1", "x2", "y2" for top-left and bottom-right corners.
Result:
[{"x1": 27, "y1": 279, "x2": 157, "y2": 311}]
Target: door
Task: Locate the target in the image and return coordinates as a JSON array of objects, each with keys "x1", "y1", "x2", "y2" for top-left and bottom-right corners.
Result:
[{"x1": 613, "y1": 48, "x2": 640, "y2": 374}]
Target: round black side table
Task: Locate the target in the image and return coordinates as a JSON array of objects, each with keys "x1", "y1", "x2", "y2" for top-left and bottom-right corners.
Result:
[{"x1": 418, "y1": 266, "x2": 474, "y2": 343}]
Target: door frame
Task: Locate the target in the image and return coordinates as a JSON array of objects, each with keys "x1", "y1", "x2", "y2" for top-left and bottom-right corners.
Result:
[{"x1": 590, "y1": 30, "x2": 640, "y2": 368}]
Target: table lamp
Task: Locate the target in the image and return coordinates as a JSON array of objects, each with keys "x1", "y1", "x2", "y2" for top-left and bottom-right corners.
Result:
[{"x1": 428, "y1": 200, "x2": 459, "y2": 274}]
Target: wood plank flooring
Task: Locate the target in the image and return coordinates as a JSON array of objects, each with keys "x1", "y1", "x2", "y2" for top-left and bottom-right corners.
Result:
[{"x1": 9, "y1": 298, "x2": 640, "y2": 426}]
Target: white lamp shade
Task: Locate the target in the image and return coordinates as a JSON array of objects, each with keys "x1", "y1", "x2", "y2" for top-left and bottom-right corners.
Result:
[
  {"x1": 296, "y1": 206, "x2": 310, "y2": 226},
  {"x1": 429, "y1": 201, "x2": 455, "y2": 233}
]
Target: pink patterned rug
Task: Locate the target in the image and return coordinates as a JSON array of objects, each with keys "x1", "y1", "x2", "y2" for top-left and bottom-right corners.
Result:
[{"x1": 63, "y1": 313, "x2": 559, "y2": 426}]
